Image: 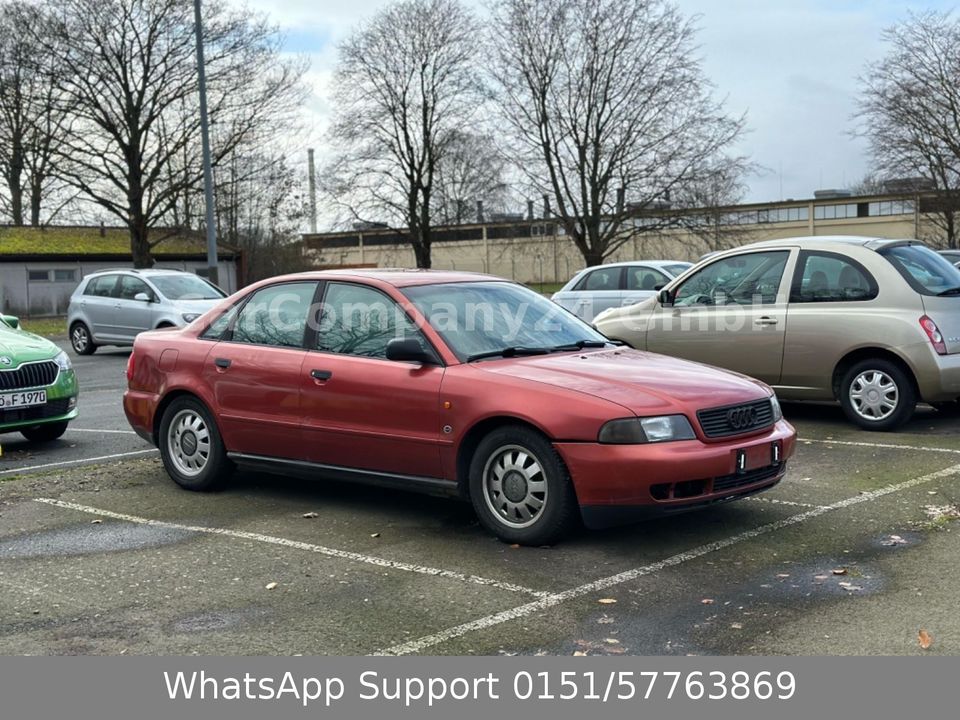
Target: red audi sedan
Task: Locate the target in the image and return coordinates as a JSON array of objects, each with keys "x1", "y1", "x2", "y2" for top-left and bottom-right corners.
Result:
[{"x1": 123, "y1": 270, "x2": 796, "y2": 544}]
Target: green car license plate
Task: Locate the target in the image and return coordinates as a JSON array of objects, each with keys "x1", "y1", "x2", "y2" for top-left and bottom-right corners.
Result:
[{"x1": 0, "y1": 389, "x2": 47, "y2": 408}]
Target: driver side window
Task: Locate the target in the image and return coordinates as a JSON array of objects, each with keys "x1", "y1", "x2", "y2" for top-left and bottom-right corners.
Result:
[{"x1": 673, "y1": 251, "x2": 789, "y2": 306}]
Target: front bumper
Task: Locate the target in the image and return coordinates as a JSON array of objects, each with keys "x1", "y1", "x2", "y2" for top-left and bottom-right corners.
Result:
[
  {"x1": 555, "y1": 419, "x2": 796, "y2": 528},
  {"x1": 0, "y1": 368, "x2": 79, "y2": 433}
]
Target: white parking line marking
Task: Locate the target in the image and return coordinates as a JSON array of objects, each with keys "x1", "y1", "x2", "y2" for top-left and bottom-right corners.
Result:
[
  {"x1": 67, "y1": 428, "x2": 137, "y2": 434},
  {"x1": 33, "y1": 498, "x2": 550, "y2": 599},
  {"x1": 747, "y1": 497, "x2": 827, "y2": 509},
  {"x1": 0, "y1": 449, "x2": 157, "y2": 476},
  {"x1": 377, "y1": 461, "x2": 960, "y2": 656},
  {"x1": 803, "y1": 438, "x2": 960, "y2": 455}
]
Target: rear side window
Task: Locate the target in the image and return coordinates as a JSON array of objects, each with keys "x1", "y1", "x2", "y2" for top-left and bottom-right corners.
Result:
[
  {"x1": 231, "y1": 282, "x2": 318, "y2": 348},
  {"x1": 790, "y1": 251, "x2": 878, "y2": 303},
  {"x1": 625, "y1": 266, "x2": 669, "y2": 291},
  {"x1": 575, "y1": 266, "x2": 622, "y2": 291},
  {"x1": 84, "y1": 275, "x2": 119, "y2": 297},
  {"x1": 880, "y1": 244, "x2": 960, "y2": 296}
]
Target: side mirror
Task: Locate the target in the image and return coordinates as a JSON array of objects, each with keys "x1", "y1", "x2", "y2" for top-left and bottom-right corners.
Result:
[
  {"x1": 133, "y1": 292, "x2": 152, "y2": 303},
  {"x1": 658, "y1": 288, "x2": 675, "y2": 306},
  {"x1": 385, "y1": 337, "x2": 436, "y2": 365},
  {"x1": 1, "y1": 314, "x2": 20, "y2": 329}
]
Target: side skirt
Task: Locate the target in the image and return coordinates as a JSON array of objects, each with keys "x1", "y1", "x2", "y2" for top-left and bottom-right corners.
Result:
[{"x1": 226, "y1": 452, "x2": 460, "y2": 498}]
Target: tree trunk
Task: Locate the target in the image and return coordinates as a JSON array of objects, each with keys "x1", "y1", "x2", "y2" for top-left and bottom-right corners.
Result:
[
  {"x1": 581, "y1": 246, "x2": 605, "y2": 267},
  {"x1": 6, "y1": 139, "x2": 24, "y2": 226},
  {"x1": 29, "y1": 175, "x2": 42, "y2": 226},
  {"x1": 129, "y1": 218, "x2": 154, "y2": 268},
  {"x1": 412, "y1": 237, "x2": 432, "y2": 269}
]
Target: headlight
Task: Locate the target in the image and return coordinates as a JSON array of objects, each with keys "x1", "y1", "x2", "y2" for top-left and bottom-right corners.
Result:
[
  {"x1": 53, "y1": 350, "x2": 72, "y2": 371},
  {"x1": 770, "y1": 393, "x2": 783, "y2": 422},
  {"x1": 181, "y1": 313, "x2": 201, "y2": 323},
  {"x1": 598, "y1": 415, "x2": 696, "y2": 444}
]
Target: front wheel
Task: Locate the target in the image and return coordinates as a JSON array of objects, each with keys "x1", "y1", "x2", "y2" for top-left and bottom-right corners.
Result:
[
  {"x1": 158, "y1": 396, "x2": 232, "y2": 491},
  {"x1": 21, "y1": 421, "x2": 69, "y2": 442},
  {"x1": 839, "y1": 359, "x2": 916, "y2": 431},
  {"x1": 468, "y1": 425, "x2": 579, "y2": 545}
]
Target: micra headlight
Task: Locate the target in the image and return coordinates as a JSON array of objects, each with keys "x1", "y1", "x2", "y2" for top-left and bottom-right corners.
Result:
[
  {"x1": 181, "y1": 313, "x2": 202, "y2": 324},
  {"x1": 53, "y1": 350, "x2": 72, "y2": 371},
  {"x1": 770, "y1": 393, "x2": 783, "y2": 422},
  {"x1": 598, "y1": 415, "x2": 696, "y2": 444}
]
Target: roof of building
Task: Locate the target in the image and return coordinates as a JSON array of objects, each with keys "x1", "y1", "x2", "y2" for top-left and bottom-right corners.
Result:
[{"x1": 0, "y1": 225, "x2": 239, "y2": 261}]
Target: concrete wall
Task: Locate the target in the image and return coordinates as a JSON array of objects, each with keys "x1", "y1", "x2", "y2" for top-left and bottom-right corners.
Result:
[
  {"x1": 304, "y1": 208, "x2": 929, "y2": 285},
  {"x1": 0, "y1": 259, "x2": 239, "y2": 317}
]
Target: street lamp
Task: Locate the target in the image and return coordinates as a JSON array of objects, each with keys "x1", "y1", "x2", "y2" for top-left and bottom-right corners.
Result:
[{"x1": 193, "y1": 0, "x2": 219, "y2": 287}]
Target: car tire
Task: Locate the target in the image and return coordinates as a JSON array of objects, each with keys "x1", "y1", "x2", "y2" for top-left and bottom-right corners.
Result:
[
  {"x1": 158, "y1": 396, "x2": 232, "y2": 491},
  {"x1": 839, "y1": 358, "x2": 917, "y2": 431},
  {"x1": 69, "y1": 322, "x2": 97, "y2": 355},
  {"x1": 468, "y1": 424, "x2": 579, "y2": 545},
  {"x1": 20, "y1": 421, "x2": 69, "y2": 442}
]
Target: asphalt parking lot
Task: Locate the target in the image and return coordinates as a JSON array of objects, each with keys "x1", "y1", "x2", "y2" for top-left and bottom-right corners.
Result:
[{"x1": 1, "y1": 347, "x2": 959, "y2": 655}]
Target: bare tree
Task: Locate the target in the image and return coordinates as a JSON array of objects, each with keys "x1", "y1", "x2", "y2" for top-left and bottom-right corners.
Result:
[
  {"x1": 490, "y1": 0, "x2": 745, "y2": 267},
  {"x1": 856, "y1": 10, "x2": 960, "y2": 248},
  {"x1": 28, "y1": 0, "x2": 306, "y2": 266},
  {"x1": 0, "y1": 1, "x2": 73, "y2": 225},
  {"x1": 433, "y1": 131, "x2": 511, "y2": 225},
  {"x1": 324, "y1": 0, "x2": 485, "y2": 268}
]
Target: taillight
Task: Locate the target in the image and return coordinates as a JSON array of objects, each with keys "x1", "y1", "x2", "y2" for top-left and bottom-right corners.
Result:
[
  {"x1": 920, "y1": 315, "x2": 947, "y2": 355},
  {"x1": 125, "y1": 352, "x2": 136, "y2": 382}
]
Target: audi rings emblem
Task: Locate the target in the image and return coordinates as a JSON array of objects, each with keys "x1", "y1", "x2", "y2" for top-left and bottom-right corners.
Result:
[{"x1": 726, "y1": 406, "x2": 758, "y2": 430}]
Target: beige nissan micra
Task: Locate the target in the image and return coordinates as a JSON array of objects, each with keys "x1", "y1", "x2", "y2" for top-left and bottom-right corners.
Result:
[{"x1": 594, "y1": 236, "x2": 960, "y2": 431}]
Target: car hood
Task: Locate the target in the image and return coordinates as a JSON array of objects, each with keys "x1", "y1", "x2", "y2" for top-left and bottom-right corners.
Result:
[
  {"x1": 0, "y1": 326, "x2": 60, "y2": 366},
  {"x1": 475, "y1": 348, "x2": 772, "y2": 415}
]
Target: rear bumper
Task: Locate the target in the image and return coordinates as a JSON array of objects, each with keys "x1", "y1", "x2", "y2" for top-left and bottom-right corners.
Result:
[
  {"x1": 555, "y1": 419, "x2": 796, "y2": 527},
  {"x1": 907, "y1": 342, "x2": 960, "y2": 401},
  {"x1": 123, "y1": 389, "x2": 159, "y2": 445}
]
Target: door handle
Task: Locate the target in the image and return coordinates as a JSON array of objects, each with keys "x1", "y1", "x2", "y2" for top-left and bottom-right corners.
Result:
[
  {"x1": 214, "y1": 357, "x2": 231, "y2": 369},
  {"x1": 311, "y1": 369, "x2": 332, "y2": 382},
  {"x1": 754, "y1": 317, "x2": 779, "y2": 326}
]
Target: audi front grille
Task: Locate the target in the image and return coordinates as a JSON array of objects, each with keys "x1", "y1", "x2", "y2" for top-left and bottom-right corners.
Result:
[{"x1": 697, "y1": 398, "x2": 775, "y2": 438}]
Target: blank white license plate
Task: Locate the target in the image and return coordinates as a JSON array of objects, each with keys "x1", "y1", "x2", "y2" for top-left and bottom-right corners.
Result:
[{"x1": 0, "y1": 390, "x2": 46, "y2": 408}]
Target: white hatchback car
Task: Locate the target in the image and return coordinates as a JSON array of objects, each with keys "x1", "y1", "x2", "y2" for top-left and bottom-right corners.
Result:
[{"x1": 552, "y1": 260, "x2": 693, "y2": 322}]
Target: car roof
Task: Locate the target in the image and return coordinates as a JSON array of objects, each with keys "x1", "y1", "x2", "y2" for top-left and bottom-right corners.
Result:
[
  {"x1": 269, "y1": 268, "x2": 508, "y2": 288},
  {"x1": 87, "y1": 267, "x2": 196, "y2": 277},
  {"x1": 721, "y1": 235, "x2": 921, "y2": 253},
  {"x1": 577, "y1": 260, "x2": 690, "y2": 272}
]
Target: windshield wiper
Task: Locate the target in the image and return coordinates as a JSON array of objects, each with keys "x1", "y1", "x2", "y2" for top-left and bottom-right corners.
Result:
[
  {"x1": 550, "y1": 340, "x2": 610, "y2": 352},
  {"x1": 466, "y1": 347, "x2": 552, "y2": 362},
  {"x1": 937, "y1": 287, "x2": 960, "y2": 296}
]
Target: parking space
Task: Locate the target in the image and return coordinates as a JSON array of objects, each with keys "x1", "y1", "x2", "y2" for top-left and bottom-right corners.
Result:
[{"x1": 2, "y1": 387, "x2": 960, "y2": 655}]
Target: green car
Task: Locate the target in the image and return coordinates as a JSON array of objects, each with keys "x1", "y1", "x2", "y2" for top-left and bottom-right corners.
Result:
[{"x1": 0, "y1": 314, "x2": 79, "y2": 442}]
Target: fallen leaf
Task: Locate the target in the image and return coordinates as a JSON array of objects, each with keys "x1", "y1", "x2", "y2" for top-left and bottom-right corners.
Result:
[
  {"x1": 837, "y1": 581, "x2": 862, "y2": 591},
  {"x1": 701, "y1": 598, "x2": 715, "y2": 605},
  {"x1": 265, "y1": 582, "x2": 278, "y2": 590},
  {"x1": 598, "y1": 598, "x2": 617, "y2": 605},
  {"x1": 814, "y1": 575, "x2": 829, "y2": 581},
  {"x1": 370, "y1": 533, "x2": 380, "y2": 538},
  {"x1": 509, "y1": 543, "x2": 520, "y2": 549},
  {"x1": 604, "y1": 638, "x2": 620, "y2": 645},
  {"x1": 597, "y1": 615, "x2": 614, "y2": 624},
  {"x1": 919, "y1": 629, "x2": 933, "y2": 650},
  {"x1": 776, "y1": 573, "x2": 790, "y2": 579},
  {"x1": 302, "y1": 512, "x2": 319, "y2": 518},
  {"x1": 91, "y1": 519, "x2": 102, "y2": 525},
  {"x1": 573, "y1": 650, "x2": 588, "y2": 656},
  {"x1": 730, "y1": 623, "x2": 743, "y2": 629},
  {"x1": 832, "y1": 568, "x2": 848, "y2": 575}
]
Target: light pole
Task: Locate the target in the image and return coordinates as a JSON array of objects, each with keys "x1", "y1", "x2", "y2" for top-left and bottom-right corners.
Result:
[{"x1": 194, "y1": 0, "x2": 219, "y2": 287}]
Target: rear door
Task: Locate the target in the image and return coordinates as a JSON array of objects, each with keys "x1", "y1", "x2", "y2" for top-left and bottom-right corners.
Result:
[
  {"x1": 562, "y1": 266, "x2": 624, "y2": 321},
  {"x1": 201, "y1": 281, "x2": 318, "y2": 459},
  {"x1": 646, "y1": 249, "x2": 794, "y2": 385},
  {"x1": 114, "y1": 275, "x2": 157, "y2": 341}
]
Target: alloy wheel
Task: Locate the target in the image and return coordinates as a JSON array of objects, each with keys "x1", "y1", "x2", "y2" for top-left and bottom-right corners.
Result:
[
  {"x1": 166, "y1": 408, "x2": 212, "y2": 477},
  {"x1": 482, "y1": 444, "x2": 549, "y2": 529}
]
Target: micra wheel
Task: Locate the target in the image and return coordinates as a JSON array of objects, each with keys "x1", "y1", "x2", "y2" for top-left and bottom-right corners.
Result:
[
  {"x1": 70, "y1": 322, "x2": 97, "y2": 355},
  {"x1": 468, "y1": 424, "x2": 578, "y2": 545},
  {"x1": 840, "y1": 358, "x2": 916, "y2": 431},
  {"x1": 158, "y1": 396, "x2": 232, "y2": 491},
  {"x1": 20, "y1": 421, "x2": 69, "y2": 442}
]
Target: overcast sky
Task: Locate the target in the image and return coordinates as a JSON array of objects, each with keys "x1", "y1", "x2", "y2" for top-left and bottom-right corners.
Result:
[{"x1": 245, "y1": 0, "x2": 953, "y2": 207}]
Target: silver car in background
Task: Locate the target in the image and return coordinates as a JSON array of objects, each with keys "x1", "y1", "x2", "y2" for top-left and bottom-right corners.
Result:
[
  {"x1": 67, "y1": 268, "x2": 226, "y2": 355},
  {"x1": 551, "y1": 260, "x2": 693, "y2": 322}
]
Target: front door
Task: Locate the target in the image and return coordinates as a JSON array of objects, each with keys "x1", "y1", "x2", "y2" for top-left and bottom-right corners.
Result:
[
  {"x1": 300, "y1": 281, "x2": 445, "y2": 479},
  {"x1": 114, "y1": 275, "x2": 156, "y2": 341},
  {"x1": 646, "y1": 250, "x2": 794, "y2": 385}
]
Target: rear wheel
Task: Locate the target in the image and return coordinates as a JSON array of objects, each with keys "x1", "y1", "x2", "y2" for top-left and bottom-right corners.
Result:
[
  {"x1": 70, "y1": 322, "x2": 96, "y2": 355},
  {"x1": 20, "y1": 421, "x2": 69, "y2": 442},
  {"x1": 840, "y1": 358, "x2": 916, "y2": 431},
  {"x1": 468, "y1": 425, "x2": 578, "y2": 545},
  {"x1": 158, "y1": 396, "x2": 232, "y2": 491}
]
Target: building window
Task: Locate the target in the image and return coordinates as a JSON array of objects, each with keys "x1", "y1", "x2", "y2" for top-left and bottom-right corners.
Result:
[
  {"x1": 54, "y1": 269, "x2": 77, "y2": 282},
  {"x1": 28, "y1": 270, "x2": 49, "y2": 282},
  {"x1": 867, "y1": 200, "x2": 915, "y2": 217}
]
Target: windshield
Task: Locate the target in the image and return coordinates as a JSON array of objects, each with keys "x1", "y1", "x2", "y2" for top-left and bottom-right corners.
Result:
[
  {"x1": 402, "y1": 281, "x2": 608, "y2": 361},
  {"x1": 150, "y1": 274, "x2": 225, "y2": 300},
  {"x1": 880, "y1": 244, "x2": 960, "y2": 296}
]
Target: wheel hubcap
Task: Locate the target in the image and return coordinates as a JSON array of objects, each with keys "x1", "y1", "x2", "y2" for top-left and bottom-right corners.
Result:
[
  {"x1": 167, "y1": 409, "x2": 211, "y2": 477},
  {"x1": 483, "y1": 445, "x2": 548, "y2": 529},
  {"x1": 72, "y1": 327, "x2": 87, "y2": 351},
  {"x1": 850, "y1": 370, "x2": 899, "y2": 421}
]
